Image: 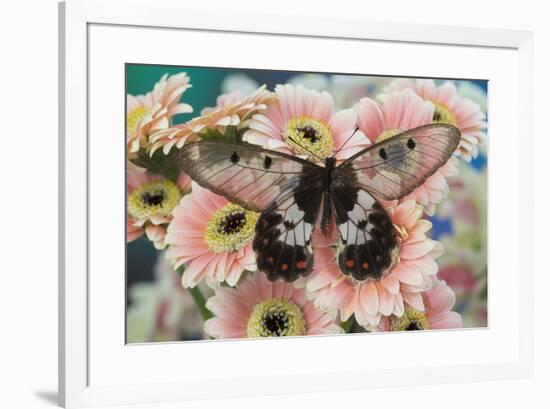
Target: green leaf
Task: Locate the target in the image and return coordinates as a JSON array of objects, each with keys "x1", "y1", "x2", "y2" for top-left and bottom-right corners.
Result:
[
  {"x1": 198, "y1": 128, "x2": 226, "y2": 142},
  {"x1": 198, "y1": 126, "x2": 240, "y2": 143},
  {"x1": 130, "y1": 148, "x2": 181, "y2": 182}
]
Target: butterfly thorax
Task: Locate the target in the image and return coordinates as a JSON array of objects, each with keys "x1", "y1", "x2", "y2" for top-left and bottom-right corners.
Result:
[{"x1": 319, "y1": 156, "x2": 338, "y2": 235}]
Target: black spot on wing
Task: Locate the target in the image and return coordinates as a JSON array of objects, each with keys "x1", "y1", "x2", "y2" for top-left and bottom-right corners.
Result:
[
  {"x1": 230, "y1": 151, "x2": 240, "y2": 163},
  {"x1": 263, "y1": 155, "x2": 273, "y2": 169}
]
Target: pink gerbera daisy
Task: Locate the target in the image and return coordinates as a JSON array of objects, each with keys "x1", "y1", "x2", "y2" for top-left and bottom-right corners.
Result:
[
  {"x1": 149, "y1": 86, "x2": 273, "y2": 155},
  {"x1": 243, "y1": 84, "x2": 370, "y2": 163},
  {"x1": 306, "y1": 200, "x2": 443, "y2": 328},
  {"x1": 200, "y1": 91, "x2": 246, "y2": 115},
  {"x1": 165, "y1": 182, "x2": 259, "y2": 288},
  {"x1": 204, "y1": 272, "x2": 342, "y2": 339},
  {"x1": 127, "y1": 72, "x2": 193, "y2": 155},
  {"x1": 384, "y1": 78, "x2": 486, "y2": 161},
  {"x1": 356, "y1": 89, "x2": 459, "y2": 215},
  {"x1": 373, "y1": 278, "x2": 462, "y2": 331},
  {"x1": 127, "y1": 163, "x2": 190, "y2": 249}
]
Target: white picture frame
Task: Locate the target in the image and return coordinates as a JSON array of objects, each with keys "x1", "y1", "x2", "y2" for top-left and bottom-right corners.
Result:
[{"x1": 59, "y1": 0, "x2": 534, "y2": 407}]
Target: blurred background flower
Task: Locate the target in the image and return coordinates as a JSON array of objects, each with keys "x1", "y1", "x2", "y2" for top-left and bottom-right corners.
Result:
[
  {"x1": 433, "y1": 162, "x2": 488, "y2": 328},
  {"x1": 127, "y1": 253, "x2": 210, "y2": 342}
]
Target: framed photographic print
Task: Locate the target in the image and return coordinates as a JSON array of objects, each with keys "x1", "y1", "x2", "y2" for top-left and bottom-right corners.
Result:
[{"x1": 59, "y1": 0, "x2": 534, "y2": 407}]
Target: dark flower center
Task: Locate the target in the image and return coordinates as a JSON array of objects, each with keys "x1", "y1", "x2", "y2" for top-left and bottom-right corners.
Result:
[
  {"x1": 433, "y1": 110, "x2": 442, "y2": 122},
  {"x1": 263, "y1": 312, "x2": 289, "y2": 336},
  {"x1": 141, "y1": 191, "x2": 165, "y2": 206},
  {"x1": 297, "y1": 126, "x2": 319, "y2": 142},
  {"x1": 219, "y1": 212, "x2": 247, "y2": 235},
  {"x1": 406, "y1": 321, "x2": 422, "y2": 331}
]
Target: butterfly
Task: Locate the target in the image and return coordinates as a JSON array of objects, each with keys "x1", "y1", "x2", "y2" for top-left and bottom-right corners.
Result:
[{"x1": 176, "y1": 123, "x2": 460, "y2": 283}]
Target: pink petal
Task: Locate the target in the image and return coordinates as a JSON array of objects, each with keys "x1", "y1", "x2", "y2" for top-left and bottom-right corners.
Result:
[
  {"x1": 329, "y1": 109, "x2": 359, "y2": 148},
  {"x1": 361, "y1": 283, "x2": 379, "y2": 316},
  {"x1": 392, "y1": 262, "x2": 424, "y2": 286},
  {"x1": 383, "y1": 91, "x2": 406, "y2": 130},
  {"x1": 381, "y1": 274, "x2": 400, "y2": 294},
  {"x1": 204, "y1": 317, "x2": 245, "y2": 339},
  {"x1": 436, "y1": 81, "x2": 457, "y2": 108},
  {"x1": 182, "y1": 252, "x2": 216, "y2": 287},
  {"x1": 424, "y1": 280, "x2": 456, "y2": 316},
  {"x1": 413, "y1": 256, "x2": 439, "y2": 276},
  {"x1": 416, "y1": 79, "x2": 437, "y2": 101},
  {"x1": 393, "y1": 293, "x2": 405, "y2": 316},
  {"x1": 356, "y1": 97, "x2": 385, "y2": 143},
  {"x1": 377, "y1": 283, "x2": 394, "y2": 316},
  {"x1": 392, "y1": 200, "x2": 417, "y2": 227},
  {"x1": 311, "y1": 91, "x2": 335, "y2": 123},
  {"x1": 429, "y1": 311, "x2": 462, "y2": 329},
  {"x1": 402, "y1": 291, "x2": 424, "y2": 311},
  {"x1": 400, "y1": 240, "x2": 434, "y2": 260}
]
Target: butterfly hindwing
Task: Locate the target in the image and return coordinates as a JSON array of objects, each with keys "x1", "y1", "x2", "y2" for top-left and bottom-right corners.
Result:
[
  {"x1": 177, "y1": 141, "x2": 319, "y2": 212},
  {"x1": 331, "y1": 184, "x2": 397, "y2": 281},
  {"x1": 253, "y1": 166, "x2": 324, "y2": 281},
  {"x1": 337, "y1": 123, "x2": 461, "y2": 200}
]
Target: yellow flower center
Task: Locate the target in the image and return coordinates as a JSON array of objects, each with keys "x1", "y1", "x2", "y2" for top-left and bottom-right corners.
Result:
[
  {"x1": 204, "y1": 203, "x2": 259, "y2": 253},
  {"x1": 432, "y1": 102, "x2": 457, "y2": 126},
  {"x1": 128, "y1": 179, "x2": 181, "y2": 221},
  {"x1": 127, "y1": 106, "x2": 150, "y2": 135},
  {"x1": 246, "y1": 297, "x2": 306, "y2": 337},
  {"x1": 283, "y1": 116, "x2": 333, "y2": 162},
  {"x1": 390, "y1": 306, "x2": 430, "y2": 331},
  {"x1": 376, "y1": 128, "x2": 402, "y2": 143}
]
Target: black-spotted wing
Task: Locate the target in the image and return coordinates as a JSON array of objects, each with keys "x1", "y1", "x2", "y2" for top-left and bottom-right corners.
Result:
[
  {"x1": 177, "y1": 141, "x2": 324, "y2": 282},
  {"x1": 330, "y1": 123, "x2": 460, "y2": 281}
]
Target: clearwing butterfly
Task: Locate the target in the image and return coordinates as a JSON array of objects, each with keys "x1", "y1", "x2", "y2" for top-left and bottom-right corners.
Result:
[{"x1": 176, "y1": 123, "x2": 461, "y2": 283}]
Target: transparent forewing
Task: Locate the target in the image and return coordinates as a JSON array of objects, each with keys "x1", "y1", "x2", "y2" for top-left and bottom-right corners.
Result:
[
  {"x1": 176, "y1": 141, "x2": 320, "y2": 212},
  {"x1": 336, "y1": 124, "x2": 461, "y2": 200}
]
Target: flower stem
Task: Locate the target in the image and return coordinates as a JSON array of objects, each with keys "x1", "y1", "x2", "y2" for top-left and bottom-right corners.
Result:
[
  {"x1": 341, "y1": 318, "x2": 354, "y2": 333},
  {"x1": 188, "y1": 286, "x2": 213, "y2": 322}
]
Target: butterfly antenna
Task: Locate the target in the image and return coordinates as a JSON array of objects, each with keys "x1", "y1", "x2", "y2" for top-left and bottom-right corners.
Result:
[
  {"x1": 333, "y1": 126, "x2": 360, "y2": 156},
  {"x1": 287, "y1": 136, "x2": 325, "y2": 162}
]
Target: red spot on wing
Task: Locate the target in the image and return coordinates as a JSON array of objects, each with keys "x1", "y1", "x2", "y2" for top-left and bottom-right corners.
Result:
[
  {"x1": 345, "y1": 259, "x2": 355, "y2": 268},
  {"x1": 296, "y1": 260, "x2": 307, "y2": 269}
]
